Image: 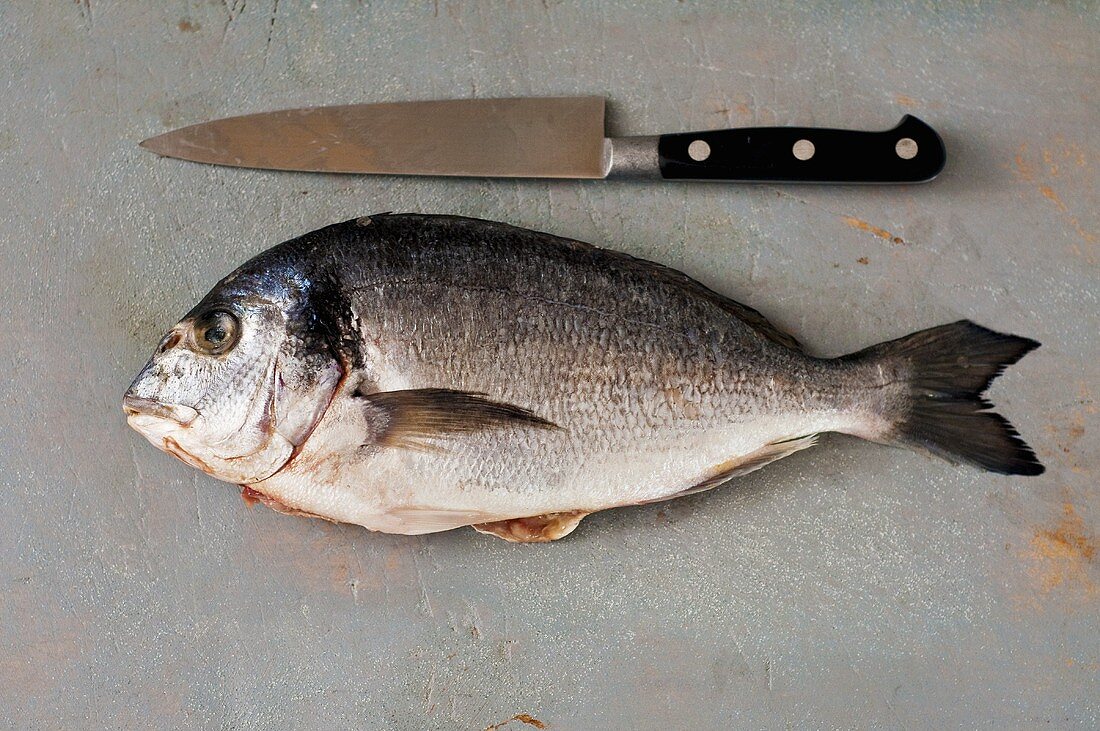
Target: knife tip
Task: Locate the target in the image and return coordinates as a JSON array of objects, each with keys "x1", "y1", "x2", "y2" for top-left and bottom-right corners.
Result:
[{"x1": 138, "y1": 133, "x2": 172, "y2": 155}]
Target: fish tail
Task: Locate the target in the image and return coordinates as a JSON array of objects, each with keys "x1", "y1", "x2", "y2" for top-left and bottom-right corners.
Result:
[{"x1": 841, "y1": 320, "x2": 1044, "y2": 476}]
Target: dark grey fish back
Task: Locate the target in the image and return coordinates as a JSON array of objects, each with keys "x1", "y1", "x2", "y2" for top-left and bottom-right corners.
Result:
[{"x1": 304, "y1": 214, "x2": 801, "y2": 354}]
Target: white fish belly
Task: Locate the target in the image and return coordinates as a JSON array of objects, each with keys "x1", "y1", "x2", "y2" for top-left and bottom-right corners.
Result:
[{"x1": 253, "y1": 406, "x2": 849, "y2": 534}]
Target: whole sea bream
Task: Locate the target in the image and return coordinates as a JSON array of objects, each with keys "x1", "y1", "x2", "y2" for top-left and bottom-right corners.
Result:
[{"x1": 123, "y1": 214, "x2": 1043, "y2": 542}]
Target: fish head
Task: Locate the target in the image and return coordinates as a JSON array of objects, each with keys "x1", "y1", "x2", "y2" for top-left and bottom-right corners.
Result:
[{"x1": 123, "y1": 265, "x2": 344, "y2": 484}]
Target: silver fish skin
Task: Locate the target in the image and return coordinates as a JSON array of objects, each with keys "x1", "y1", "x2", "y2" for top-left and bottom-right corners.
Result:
[{"x1": 124, "y1": 214, "x2": 1043, "y2": 542}]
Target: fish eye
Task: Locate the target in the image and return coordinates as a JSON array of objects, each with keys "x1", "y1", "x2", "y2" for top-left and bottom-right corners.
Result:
[{"x1": 192, "y1": 310, "x2": 240, "y2": 355}]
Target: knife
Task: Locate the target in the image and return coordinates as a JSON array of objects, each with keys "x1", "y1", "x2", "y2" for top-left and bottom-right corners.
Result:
[{"x1": 140, "y1": 96, "x2": 946, "y2": 184}]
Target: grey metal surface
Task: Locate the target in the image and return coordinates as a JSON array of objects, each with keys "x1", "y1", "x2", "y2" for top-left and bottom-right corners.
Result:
[
  {"x1": 0, "y1": 1, "x2": 1096, "y2": 728},
  {"x1": 140, "y1": 96, "x2": 608, "y2": 178},
  {"x1": 603, "y1": 136, "x2": 661, "y2": 179}
]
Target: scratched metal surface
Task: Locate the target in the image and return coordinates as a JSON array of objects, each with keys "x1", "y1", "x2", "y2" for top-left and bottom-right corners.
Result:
[{"x1": 0, "y1": 2, "x2": 1097, "y2": 728}]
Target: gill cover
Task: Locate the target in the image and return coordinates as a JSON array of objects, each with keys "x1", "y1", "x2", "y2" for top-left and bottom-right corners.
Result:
[{"x1": 126, "y1": 289, "x2": 344, "y2": 486}]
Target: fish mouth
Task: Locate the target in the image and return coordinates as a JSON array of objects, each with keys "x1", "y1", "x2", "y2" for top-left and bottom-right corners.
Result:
[{"x1": 122, "y1": 394, "x2": 199, "y2": 426}]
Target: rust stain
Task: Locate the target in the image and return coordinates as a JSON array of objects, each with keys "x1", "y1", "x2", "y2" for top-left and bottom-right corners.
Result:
[
  {"x1": 1039, "y1": 390, "x2": 1093, "y2": 474},
  {"x1": 856, "y1": 256, "x2": 869, "y2": 265},
  {"x1": 177, "y1": 19, "x2": 200, "y2": 32},
  {"x1": 384, "y1": 546, "x2": 406, "y2": 574},
  {"x1": 1013, "y1": 144, "x2": 1035, "y2": 182},
  {"x1": 841, "y1": 216, "x2": 905, "y2": 245},
  {"x1": 1012, "y1": 141, "x2": 1095, "y2": 254},
  {"x1": 485, "y1": 714, "x2": 547, "y2": 731},
  {"x1": 1046, "y1": 136, "x2": 1089, "y2": 173},
  {"x1": 1039, "y1": 504, "x2": 1096, "y2": 562},
  {"x1": 1068, "y1": 217, "x2": 1097, "y2": 245},
  {"x1": 1042, "y1": 148, "x2": 1059, "y2": 177},
  {"x1": 1043, "y1": 411, "x2": 1087, "y2": 458},
  {"x1": 1023, "y1": 502, "x2": 1097, "y2": 601},
  {"x1": 1039, "y1": 185, "x2": 1068, "y2": 212},
  {"x1": 0, "y1": 624, "x2": 82, "y2": 696},
  {"x1": 894, "y1": 94, "x2": 918, "y2": 108},
  {"x1": 243, "y1": 513, "x2": 364, "y2": 596}
]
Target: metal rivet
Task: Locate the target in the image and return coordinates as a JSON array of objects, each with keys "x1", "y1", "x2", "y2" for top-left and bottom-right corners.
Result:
[
  {"x1": 687, "y1": 139, "x2": 711, "y2": 162},
  {"x1": 895, "y1": 137, "x2": 918, "y2": 159},
  {"x1": 792, "y1": 139, "x2": 815, "y2": 161}
]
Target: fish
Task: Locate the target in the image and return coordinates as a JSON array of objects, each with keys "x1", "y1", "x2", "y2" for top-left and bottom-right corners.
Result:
[{"x1": 123, "y1": 213, "x2": 1044, "y2": 542}]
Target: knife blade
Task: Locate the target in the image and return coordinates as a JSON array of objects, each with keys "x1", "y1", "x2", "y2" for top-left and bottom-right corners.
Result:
[{"x1": 140, "y1": 96, "x2": 946, "y2": 184}]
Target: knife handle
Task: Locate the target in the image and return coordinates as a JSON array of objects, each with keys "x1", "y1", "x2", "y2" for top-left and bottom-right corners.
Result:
[{"x1": 655, "y1": 115, "x2": 945, "y2": 183}]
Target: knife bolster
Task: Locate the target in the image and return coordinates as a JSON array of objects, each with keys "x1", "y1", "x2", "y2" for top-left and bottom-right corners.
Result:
[{"x1": 603, "y1": 136, "x2": 661, "y2": 179}]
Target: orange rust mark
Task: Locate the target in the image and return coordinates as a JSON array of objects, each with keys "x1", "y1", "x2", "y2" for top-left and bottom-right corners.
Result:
[
  {"x1": 1042, "y1": 148, "x2": 1059, "y2": 176},
  {"x1": 384, "y1": 547, "x2": 405, "y2": 573},
  {"x1": 1012, "y1": 142, "x2": 1095, "y2": 253},
  {"x1": 1013, "y1": 144, "x2": 1035, "y2": 182},
  {"x1": 485, "y1": 715, "x2": 546, "y2": 731},
  {"x1": 1045, "y1": 412, "x2": 1086, "y2": 455},
  {"x1": 856, "y1": 256, "x2": 869, "y2": 265},
  {"x1": 1025, "y1": 502, "x2": 1097, "y2": 599},
  {"x1": 1034, "y1": 503, "x2": 1096, "y2": 564},
  {"x1": 894, "y1": 94, "x2": 918, "y2": 108},
  {"x1": 177, "y1": 19, "x2": 200, "y2": 32},
  {"x1": 1069, "y1": 217, "x2": 1097, "y2": 245},
  {"x1": 841, "y1": 216, "x2": 905, "y2": 245},
  {"x1": 1082, "y1": 383, "x2": 1098, "y2": 415},
  {"x1": 1039, "y1": 185, "x2": 1068, "y2": 212}
]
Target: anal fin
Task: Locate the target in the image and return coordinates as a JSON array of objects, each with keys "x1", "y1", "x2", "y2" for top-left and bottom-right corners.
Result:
[
  {"x1": 472, "y1": 511, "x2": 589, "y2": 543},
  {"x1": 652, "y1": 434, "x2": 819, "y2": 503}
]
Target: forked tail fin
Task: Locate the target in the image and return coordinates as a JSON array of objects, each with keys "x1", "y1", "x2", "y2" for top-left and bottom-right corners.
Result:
[{"x1": 844, "y1": 320, "x2": 1044, "y2": 476}]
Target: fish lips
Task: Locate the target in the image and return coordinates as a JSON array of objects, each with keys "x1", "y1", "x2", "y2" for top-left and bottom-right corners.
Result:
[{"x1": 122, "y1": 394, "x2": 200, "y2": 426}]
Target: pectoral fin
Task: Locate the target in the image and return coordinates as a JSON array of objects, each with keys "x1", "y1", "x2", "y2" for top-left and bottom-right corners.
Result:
[
  {"x1": 472, "y1": 511, "x2": 589, "y2": 543},
  {"x1": 358, "y1": 387, "x2": 559, "y2": 451}
]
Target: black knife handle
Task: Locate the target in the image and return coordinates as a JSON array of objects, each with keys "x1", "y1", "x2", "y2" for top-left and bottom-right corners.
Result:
[{"x1": 657, "y1": 115, "x2": 945, "y2": 183}]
